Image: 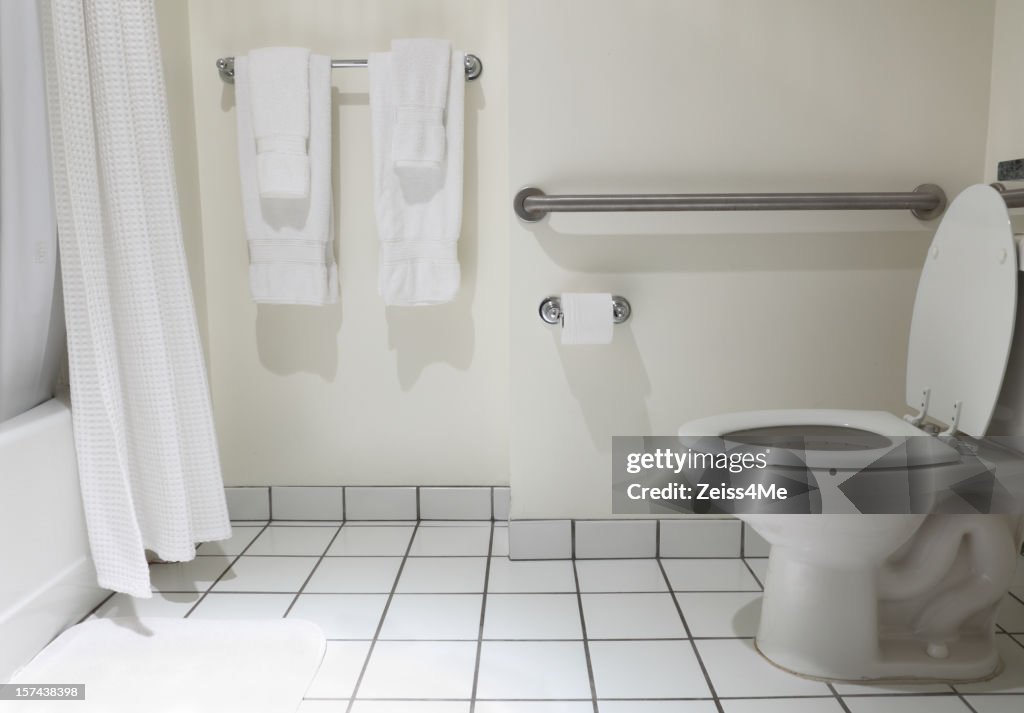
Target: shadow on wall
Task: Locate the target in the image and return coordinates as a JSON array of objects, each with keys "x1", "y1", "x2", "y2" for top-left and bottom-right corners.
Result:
[
  {"x1": 554, "y1": 324, "x2": 652, "y2": 449},
  {"x1": 255, "y1": 304, "x2": 343, "y2": 380},
  {"x1": 385, "y1": 77, "x2": 486, "y2": 390},
  {"x1": 244, "y1": 70, "x2": 485, "y2": 387},
  {"x1": 526, "y1": 223, "x2": 932, "y2": 274},
  {"x1": 252, "y1": 88, "x2": 358, "y2": 381}
]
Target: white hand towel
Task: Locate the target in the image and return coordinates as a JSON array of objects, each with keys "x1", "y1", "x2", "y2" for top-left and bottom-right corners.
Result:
[
  {"x1": 561, "y1": 293, "x2": 614, "y2": 345},
  {"x1": 369, "y1": 49, "x2": 464, "y2": 306},
  {"x1": 248, "y1": 47, "x2": 311, "y2": 199},
  {"x1": 390, "y1": 39, "x2": 451, "y2": 177},
  {"x1": 235, "y1": 54, "x2": 337, "y2": 305}
]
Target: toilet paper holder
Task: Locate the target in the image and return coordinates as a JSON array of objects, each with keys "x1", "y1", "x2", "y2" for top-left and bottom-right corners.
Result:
[{"x1": 538, "y1": 295, "x2": 632, "y2": 326}]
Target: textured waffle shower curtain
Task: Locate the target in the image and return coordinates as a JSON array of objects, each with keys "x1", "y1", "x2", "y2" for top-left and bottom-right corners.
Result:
[{"x1": 39, "y1": 0, "x2": 230, "y2": 597}]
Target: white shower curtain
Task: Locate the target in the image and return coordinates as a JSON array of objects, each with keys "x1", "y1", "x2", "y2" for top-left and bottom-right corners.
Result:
[
  {"x1": 0, "y1": 0, "x2": 65, "y2": 423},
  {"x1": 39, "y1": 0, "x2": 230, "y2": 597}
]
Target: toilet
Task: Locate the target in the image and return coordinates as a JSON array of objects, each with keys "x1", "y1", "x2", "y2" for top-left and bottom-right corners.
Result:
[{"x1": 678, "y1": 184, "x2": 1024, "y2": 682}]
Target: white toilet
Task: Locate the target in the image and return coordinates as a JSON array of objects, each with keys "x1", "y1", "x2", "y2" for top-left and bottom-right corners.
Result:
[{"x1": 678, "y1": 184, "x2": 1024, "y2": 683}]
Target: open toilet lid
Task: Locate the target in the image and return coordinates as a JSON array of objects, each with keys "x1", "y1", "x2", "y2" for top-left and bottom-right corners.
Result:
[{"x1": 906, "y1": 184, "x2": 1016, "y2": 437}]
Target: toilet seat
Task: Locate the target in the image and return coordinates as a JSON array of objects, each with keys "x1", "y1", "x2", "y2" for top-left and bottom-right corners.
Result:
[
  {"x1": 904, "y1": 184, "x2": 1016, "y2": 437},
  {"x1": 678, "y1": 408, "x2": 960, "y2": 469},
  {"x1": 679, "y1": 408, "x2": 925, "y2": 439}
]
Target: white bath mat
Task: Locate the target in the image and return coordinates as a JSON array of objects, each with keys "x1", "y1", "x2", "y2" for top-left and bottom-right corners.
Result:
[{"x1": 1, "y1": 617, "x2": 325, "y2": 713}]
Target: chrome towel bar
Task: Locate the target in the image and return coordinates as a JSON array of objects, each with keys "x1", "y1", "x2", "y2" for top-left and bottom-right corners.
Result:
[
  {"x1": 514, "y1": 184, "x2": 949, "y2": 222},
  {"x1": 215, "y1": 53, "x2": 483, "y2": 83}
]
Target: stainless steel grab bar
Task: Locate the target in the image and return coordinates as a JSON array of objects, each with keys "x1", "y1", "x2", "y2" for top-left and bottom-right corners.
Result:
[{"x1": 514, "y1": 184, "x2": 949, "y2": 221}]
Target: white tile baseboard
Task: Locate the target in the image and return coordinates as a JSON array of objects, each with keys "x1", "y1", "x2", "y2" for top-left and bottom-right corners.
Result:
[
  {"x1": 742, "y1": 521, "x2": 771, "y2": 557},
  {"x1": 224, "y1": 487, "x2": 270, "y2": 520},
  {"x1": 271, "y1": 486, "x2": 344, "y2": 521},
  {"x1": 508, "y1": 517, "x2": 745, "y2": 560},
  {"x1": 344, "y1": 487, "x2": 418, "y2": 520},
  {"x1": 492, "y1": 487, "x2": 511, "y2": 521},
  {"x1": 660, "y1": 519, "x2": 743, "y2": 558},
  {"x1": 227, "y1": 485, "x2": 512, "y2": 522},
  {"x1": 509, "y1": 520, "x2": 573, "y2": 559},
  {"x1": 419, "y1": 487, "x2": 492, "y2": 520},
  {"x1": 575, "y1": 520, "x2": 657, "y2": 559},
  {"x1": 224, "y1": 487, "x2": 747, "y2": 560}
]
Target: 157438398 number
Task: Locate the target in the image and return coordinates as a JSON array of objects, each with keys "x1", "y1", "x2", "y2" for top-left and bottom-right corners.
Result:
[{"x1": 0, "y1": 685, "x2": 85, "y2": 700}]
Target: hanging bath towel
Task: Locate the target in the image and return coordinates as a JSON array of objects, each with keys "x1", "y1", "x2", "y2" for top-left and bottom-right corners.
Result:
[
  {"x1": 369, "y1": 42, "x2": 465, "y2": 306},
  {"x1": 38, "y1": 0, "x2": 230, "y2": 597}
]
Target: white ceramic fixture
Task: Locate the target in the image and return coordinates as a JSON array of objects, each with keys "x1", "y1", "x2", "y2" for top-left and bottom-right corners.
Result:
[{"x1": 678, "y1": 185, "x2": 1024, "y2": 682}]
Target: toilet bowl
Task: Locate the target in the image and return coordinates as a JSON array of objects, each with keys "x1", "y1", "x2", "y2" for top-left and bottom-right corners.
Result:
[{"x1": 677, "y1": 185, "x2": 1024, "y2": 682}]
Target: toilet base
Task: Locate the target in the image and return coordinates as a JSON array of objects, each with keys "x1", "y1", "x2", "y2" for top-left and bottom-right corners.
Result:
[{"x1": 754, "y1": 635, "x2": 1002, "y2": 683}]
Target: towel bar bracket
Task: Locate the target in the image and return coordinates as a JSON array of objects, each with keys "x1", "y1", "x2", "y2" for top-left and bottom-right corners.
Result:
[{"x1": 215, "y1": 53, "x2": 483, "y2": 83}]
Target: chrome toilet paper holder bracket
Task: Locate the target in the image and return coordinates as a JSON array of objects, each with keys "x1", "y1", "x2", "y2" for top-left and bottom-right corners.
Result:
[{"x1": 538, "y1": 295, "x2": 632, "y2": 326}]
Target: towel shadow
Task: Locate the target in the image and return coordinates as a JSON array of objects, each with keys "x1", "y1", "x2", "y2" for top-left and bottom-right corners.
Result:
[
  {"x1": 255, "y1": 303, "x2": 342, "y2": 380},
  {"x1": 554, "y1": 324, "x2": 653, "y2": 450},
  {"x1": 260, "y1": 195, "x2": 312, "y2": 229},
  {"x1": 385, "y1": 298, "x2": 475, "y2": 389}
]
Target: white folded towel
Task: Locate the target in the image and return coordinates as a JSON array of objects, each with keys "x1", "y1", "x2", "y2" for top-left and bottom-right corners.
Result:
[
  {"x1": 248, "y1": 47, "x2": 311, "y2": 199},
  {"x1": 235, "y1": 54, "x2": 337, "y2": 305},
  {"x1": 369, "y1": 48, "x2": 464, "y2": 306},
  {"x1": 390, "y1": 39, "x2": 451, "y2": 177}
]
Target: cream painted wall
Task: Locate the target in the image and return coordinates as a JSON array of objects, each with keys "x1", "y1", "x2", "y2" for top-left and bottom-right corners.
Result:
[
  {"x1": 178, "y1": 0, "x2": 509, "y2": 486},
  {"x1": 985, "y1": 0, "x2": 1024, "y2": 185},
  {"x1": 158, "y1": 1, "x2": 1004, "y2": 504},
  {"x1": 509, "y1": 0, "x2": 997, "y2": 519},
  {"x1": 155, "y1": 0, "x2": 209, "y2": 353}
]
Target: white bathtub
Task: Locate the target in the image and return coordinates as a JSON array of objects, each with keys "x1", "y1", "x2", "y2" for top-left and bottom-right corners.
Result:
[{"x1": 0, "y1": 397, "x2": 106, "y2": 681}]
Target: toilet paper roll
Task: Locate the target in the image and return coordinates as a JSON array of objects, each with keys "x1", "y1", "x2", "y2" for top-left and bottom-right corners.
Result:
[{"x1": 561, "y1": 293, "x2": 614, "y2": 345}]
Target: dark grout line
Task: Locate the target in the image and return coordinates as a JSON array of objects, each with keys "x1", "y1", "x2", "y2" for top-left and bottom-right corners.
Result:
[
  {"x1": 656, "y1": 558, "x2": 725, "y2": 713},
  {"x1": 76, "y1": 591, "x2": 116, "y2": 624},
  {"x1": 344, "y1": 521, "x2": 421, "y2": 713},
  {"x1": 158, "y1": 587, "x2": 763, "y2": 596},
  {"x1": 1005, "y1": 632, "x2": 1024, "y2": 651},
  {"x1": 955, "y1": 691, "x2": 981, "y2": 713},
  {"x1": 827, "y1": 682, "x2": 854, "y2": 713},
  {"x1": 571, "y1": 559, "x2": 601, "y2": 713},
  {"x1": 741, "y1": 557, "x2": 765, "y2": 590},
  {"x1": 183, "y1": 521, "x2": 273, "y2": 618},
  {"x1": 281, "y1": 523, "x2": 346, "y2": 618},
  {"x1": 100, "y1": 524, "x2": 1024, "y2": 708},
  {"x1": 468, "y1": 521, "x2": 496, "y2": 713},
  {"x1": 298, "y1": 692, "x2": 1024, "y2": 702},
  {"x1": 197, "y1": 553, "x2": 485, "y2": 559}
]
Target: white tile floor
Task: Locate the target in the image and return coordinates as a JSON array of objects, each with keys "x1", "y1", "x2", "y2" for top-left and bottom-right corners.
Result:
[{"x1": 88, "y1": 520, "x2": 1024, "y2": 712}]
